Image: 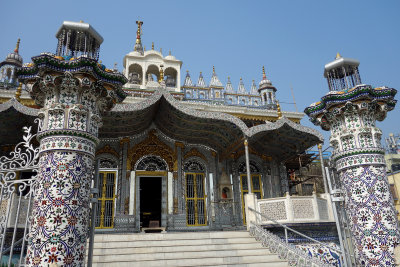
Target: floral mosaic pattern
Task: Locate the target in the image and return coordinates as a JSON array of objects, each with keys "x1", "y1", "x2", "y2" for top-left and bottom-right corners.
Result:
[
  {"x1": 340, "y1": 164, "x2": 398, "y2": 266},
  {"x1": 40, "y1": 136, "x2": 96, "y2": 156},
  {"x1": 26, "y1": 151, "x2": 93, "y2": 266},
  {"x1": 296, "y1": 243, "x2": 341, "y2": 266}
]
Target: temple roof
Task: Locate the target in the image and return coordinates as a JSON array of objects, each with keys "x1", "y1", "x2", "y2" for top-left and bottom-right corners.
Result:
[
  {"x1": 101, "y1": 87, "x2": 322, "y2": 160},
  {"x1": 0, "y1": 86, "x2": 321, "y2": 161}
]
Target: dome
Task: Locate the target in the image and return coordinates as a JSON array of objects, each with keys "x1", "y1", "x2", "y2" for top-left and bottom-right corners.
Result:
[
  {"x1": 165, "y1": 55, "x2": 176, "y2": 60},
  {"x1": 258, "y1": 78, "x2": 272, "y2": 88},
  {"x1": 3, "y1": 39, "x2": 23, "y2": 67}
]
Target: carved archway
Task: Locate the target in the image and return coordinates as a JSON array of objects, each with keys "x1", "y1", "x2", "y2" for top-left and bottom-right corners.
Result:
[
  {"x1": 127, "y1": 129, "x2": 175, "y2": 170},
  {"x1": 96, "y1": 144, "x2": 119, "y2": 159},
  {"x1": 183, "y1": 148, "x2": 207, "y2": 163}
]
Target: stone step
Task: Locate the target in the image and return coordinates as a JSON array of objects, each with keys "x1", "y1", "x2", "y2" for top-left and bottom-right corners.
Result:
[
  {"x1": 93, "y1": 237, "x2": 258, "y2": 248},
  {"x1": 92, "y1": 247, "x2": 272, "y2": 262},
  {"x1": 92, "y1": 242, "x2": 264, "y2": 255},
  {"x1": 92, "y1": 254, "x2": 286, "y2": 267},
  {"x1": 93, "y1": 231, "x2": 250, "y2": 242}
]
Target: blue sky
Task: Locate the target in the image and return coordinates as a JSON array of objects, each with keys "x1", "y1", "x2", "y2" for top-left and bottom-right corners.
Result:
[{"x1": 1, "y1": 0, "x2": 399, "y2": 149}]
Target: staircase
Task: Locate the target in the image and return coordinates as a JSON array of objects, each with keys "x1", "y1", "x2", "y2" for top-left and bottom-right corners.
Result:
[{"x1": 90, "y1": 231, "x2": 288, "y2": 266}]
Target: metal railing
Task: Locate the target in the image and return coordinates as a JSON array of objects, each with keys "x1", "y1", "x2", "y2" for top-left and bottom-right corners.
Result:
[{"x1": 248, "y1": 207, "x2": 342, "y2": 267}]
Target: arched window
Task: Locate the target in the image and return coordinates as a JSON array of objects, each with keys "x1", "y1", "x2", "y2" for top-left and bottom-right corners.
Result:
[
  {"x1": 215, "y1": 91, "x2": 220, "y2": 98},
  {"x1": 184, "y1": 160, "x2": 206, "y2": 226},
  {"x1": 227, "y1": 98, "x2": 233, "y2": 104},
  {"x1": 186, "y1": 91, "x2": 192, "y2": 98},
  {"x1": 136, "y1": 155, "x2": 168, "y2": 171},
  {"x1": 238, "y1": 161, "x2": 262, "y2": 224},
  {"x1": 199, "y1": 92, "x2": 205, "y2": 99}
]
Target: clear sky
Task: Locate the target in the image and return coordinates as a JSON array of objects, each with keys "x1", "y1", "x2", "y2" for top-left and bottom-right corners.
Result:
[{"x1": 1, "y1": 0, "x2": 399, "y2": 149}]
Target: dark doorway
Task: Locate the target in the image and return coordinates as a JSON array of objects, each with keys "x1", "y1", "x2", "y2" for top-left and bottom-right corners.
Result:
[{"x1": 140, "y1": 177, "x2": 162, "y2": 228}]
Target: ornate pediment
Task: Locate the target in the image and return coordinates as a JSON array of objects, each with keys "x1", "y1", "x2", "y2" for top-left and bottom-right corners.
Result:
[
  {"x1": 128, "y1": 129, "x2": 175, "y2": 170},
  {"x1": 183, "y1": 148, "x2": 207, "y2": 163},
  {"x1": 96, "y1": 144, "x2": 119, "y2": 158}
]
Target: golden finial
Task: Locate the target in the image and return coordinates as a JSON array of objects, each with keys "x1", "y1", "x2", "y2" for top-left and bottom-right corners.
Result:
[
  {"x1": 152, "y1": 42, "x2": 154, "y2": 50},
  {"x1": 317, "y1": 143, "x2": 322, "y2": 149},
  {"x1": 144, "y1": 46, "x2": 146, "y2": 51},
  {"x1": 336, "y1": 52, "x2": 341, "y2": 59},
  {"x1": 135, "y1": 20, "x2": 143, "y2": 45},
  {"x1": 14, "y1": 38, "x2": 20, "y2": 53},
  {"x1": 277, "y1": 101, "x2": 282, "y2": 119},
  {"x1": 160, "y1": 47, "x2": 162, "y2": 54},
  {"x1": 244, "y1": 139, "x2": 248, "y2": 146},
  {"x1": 80, "y1": 20, "x2": 84, "y2": 23},
  {"x1": 169, "y1": 50, "x2": 171, "y2": 56},
  {"x1": 159, "y1": 64, "x2": 164, "y2": 83},
  {"x1": 262, "y1": 66, "x2": 266, "y2": 79},
  {"x1": 15, "y1": 83, "x2": 22, "y2": 102},
  {"x1": 213, "y1": 66, "x2": 215, "y2": 74}
]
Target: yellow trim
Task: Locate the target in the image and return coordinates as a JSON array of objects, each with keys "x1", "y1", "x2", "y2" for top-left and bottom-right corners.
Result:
[
  {"x1": 96, "y1": 171, "x2": 117, "y2": 229},
  {"x1": 240, "y1": 174, "x2": 263, "y2": 225},
  {"x1": 185, "y1": 172, "x2": 207, "y2": 226},
  {"x1": 136, "y1": 170, "x2": 167, "y2": 176}
]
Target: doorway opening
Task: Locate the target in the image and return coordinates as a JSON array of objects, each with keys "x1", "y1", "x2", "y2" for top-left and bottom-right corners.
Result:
[{"x1": 140, "y1": 177, "x2": 162, "y2": 229}]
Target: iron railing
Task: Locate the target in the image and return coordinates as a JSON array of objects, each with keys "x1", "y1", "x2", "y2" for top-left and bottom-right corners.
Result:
[{"x1": 248, "y1": 207, "x2": 341, "y2": 266}]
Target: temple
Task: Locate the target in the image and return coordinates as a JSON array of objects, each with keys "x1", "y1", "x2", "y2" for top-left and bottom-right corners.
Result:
[{"x1": 2, "y1": 20, "x2": 385, "y2": 266}]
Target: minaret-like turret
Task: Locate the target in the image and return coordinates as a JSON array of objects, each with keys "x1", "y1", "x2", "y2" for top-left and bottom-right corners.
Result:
[
  {"x1": 305, "y1": 54, "x2": 399, "y2": 266},
  {"x1": 0, "y1": 39, "x2": 23, "y2": 87},
  {"x1": 18, "y1": 21, "x2": 127, "y2": 266},
  {"x1": 258, "y1": 66, "x2": 277, "y2": 109}
]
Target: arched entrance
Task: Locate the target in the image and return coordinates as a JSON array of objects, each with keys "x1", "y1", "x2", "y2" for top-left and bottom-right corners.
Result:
[{"x1": 134, "y1": 155, "x2": 168, "y2": 231}]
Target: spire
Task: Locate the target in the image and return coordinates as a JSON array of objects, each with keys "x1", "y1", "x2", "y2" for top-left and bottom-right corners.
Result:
[
  {"x1": 209, "y1": 66, "x2": 223, "y2": 87},
  {"x1": 152, "y1": 42, "x2": 154, "y2": 50},
  {"x1": 134, "y1": 21, "x2": 144, "y2": 54},
  {"x1": 237, "y1": 77, "x2": 246, "y2": 94},
  {"x1": 250, "y1": 80, "x2": 258, "y2": 95},
  {"x1": 14, "y1": 38, "x2": 20, "y2": 54},
  {"x1": 197, "y1": 72, "x2": 205, "y2": 87},
  {"x1": 336, "y1": 52, "x2": 342, "y2": 59},
  {"x1": 225, "y1": 77, "x2": 234, "y2": 92},
  {"x1": 183, "y1": 70, "x2": 193, "y2": 86}
]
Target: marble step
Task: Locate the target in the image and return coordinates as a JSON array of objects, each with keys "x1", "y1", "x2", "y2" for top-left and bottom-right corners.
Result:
[
  {"x1": 93, "y1": 236, "x2": 259, "y2": 248},
  {"x1": 92, "y1": 242, "x2": 264, "y2": 255},
  {"x1": 92, "y1": 247, "x2": 273, "y2": 262},
  {"x1": 93, "y1": 231, "x2": 250, "y2": 242},
  {"x1": 92, "y1": 254, "x2": 286, "y2": 267}
]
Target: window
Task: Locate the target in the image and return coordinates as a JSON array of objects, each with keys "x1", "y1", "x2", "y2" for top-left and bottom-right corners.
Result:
[
  {"x1": 239, "y1": 161, "x2": 263, "y2": 224},
  {"x1": 184, "y1": 160, "x2": 206, "y2": 226},
  {"x1": 95, "y1": 171, "x2": 117, "y2": 229}
]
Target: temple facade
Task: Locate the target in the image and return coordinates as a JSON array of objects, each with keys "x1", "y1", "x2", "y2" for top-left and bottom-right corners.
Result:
[{"x1": 0, "y1": 21, "x2": 323, "y2": 237}]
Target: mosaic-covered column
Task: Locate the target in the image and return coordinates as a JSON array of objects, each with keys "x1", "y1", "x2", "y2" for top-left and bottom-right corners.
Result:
[
  {"x1": 305, "y1": 54, "x2": 399, "y2": 266},
  {"x1": 17, "y1": 21, "x2": 127, "y2": 266}
]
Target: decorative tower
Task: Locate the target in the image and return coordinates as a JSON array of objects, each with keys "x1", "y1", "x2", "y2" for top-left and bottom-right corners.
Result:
[
  {"x1": 17, "y1": 21, "x2": 127, "y2": 266},
  {"x1": 0, "y1": 39, "x2": 23, "y2": 88},
  {"x1": 305, "y1": 54, "x2": 399, "y2": 266},
  {"x1": 258, "y1": 66, "x2": 277, "y2": 109}
]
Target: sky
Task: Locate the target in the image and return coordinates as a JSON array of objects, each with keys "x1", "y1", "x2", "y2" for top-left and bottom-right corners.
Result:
[{"x1": 1, "y1": 0, "x2": 399, "y2": 150}]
